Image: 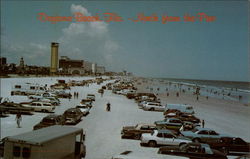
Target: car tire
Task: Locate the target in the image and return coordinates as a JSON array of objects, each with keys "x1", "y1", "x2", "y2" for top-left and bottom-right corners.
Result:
[
  {"x1": 221, "y1": 147, "x2": 228, "y2": 155},
  {"x1": 134, "y1": 134, "x2": 141, "y2": 140},
  {"x1": 148, "y1": 140, "x2": 157, "y2": 147},
  {"x1": 193, "y1": 138, "x2": 201, "y2": 143},
  {"x1": 42, "y1": 109, "x2": 48, "y2": 113},
  {"x1": 179, "y1": 142, "x2": 186, "y2": 147},
  {"x1": 149, "y1": 108, "x2": 154, "y2": 111}
]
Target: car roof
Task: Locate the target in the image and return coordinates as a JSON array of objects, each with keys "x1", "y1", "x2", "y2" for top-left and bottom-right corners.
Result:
[{"x1": 4, "y1": 126, "x2": 83, "y2": 146}]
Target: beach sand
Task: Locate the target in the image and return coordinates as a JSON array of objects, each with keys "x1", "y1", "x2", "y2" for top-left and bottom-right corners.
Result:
[{"x1": 135, "y1": 78, "x2": 250, "y2": 141}]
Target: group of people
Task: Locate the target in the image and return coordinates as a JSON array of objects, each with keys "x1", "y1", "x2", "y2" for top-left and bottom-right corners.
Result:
[{"x1": 73, "y1": 92, "x2": 79, "y2": 99}]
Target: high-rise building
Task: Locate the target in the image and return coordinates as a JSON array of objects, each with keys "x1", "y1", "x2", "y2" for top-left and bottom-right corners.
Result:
[
  {"x1": 0, "y1": 57, "x2": 7, "y2": 66},
  {"x1": 92, "y1": 63, "x2": 97, "y2": 74},
  {"x1": 50, "y1": 42, "x2": 59, "y2": 75},
  {"x1": 19, "y1": 57, "x2": 24, "y2": 68}
]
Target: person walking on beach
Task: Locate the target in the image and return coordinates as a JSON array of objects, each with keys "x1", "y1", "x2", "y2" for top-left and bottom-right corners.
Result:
[
  {"x1": 202, "y1": 120, "x2": 205, "y2": 128},
  {"x1": 106, "y1": 102, "x2": 111, "y2": 112},
  {"x1": 16, "y1": 112, "x2": 22, "y2": 128}
]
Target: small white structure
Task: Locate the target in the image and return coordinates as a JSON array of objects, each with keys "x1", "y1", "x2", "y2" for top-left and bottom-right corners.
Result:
[{"x1": 92, "y1": 63, "x2": 97, "y2": 74}]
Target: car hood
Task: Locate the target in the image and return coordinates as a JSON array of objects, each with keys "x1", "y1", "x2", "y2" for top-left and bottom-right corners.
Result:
[{"x1": 181, "y1": 131, "x2": 196, "y2": 137}]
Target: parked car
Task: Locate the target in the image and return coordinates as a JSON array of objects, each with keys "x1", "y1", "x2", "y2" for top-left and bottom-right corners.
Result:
[
  {"x1": 155, "y1": 118, "x2": 183, "y2": 131},
  {"x1": 158, "y1": 143, "x2": 227, "y2": 159},
  {"x1": 80, "y1": 99, "x2": 93, "y2": 108},
  {"x1": 33, "y1": 114, "x2": 65, "y2": 130},
  {"x1": 143, "y1": 102, "x2": 164, "y2": 111},
  {"x1": 33, "y1": 97, "x2": 60, "y2": 106},
  {"x1": 86, "y1": 94, "x2": 95, "y2": 101},
  {"x1": 121, "y1": 123, "x2": 157, "y2": 140},
  {"x1": 63, "y1": 108, "x2": 82, "y2": 125},
  {"x1": 98, "y1": 89, "x2": 104, "y2": 93},
  {"x1": 20, "y1": 101, "x2": 55, "y2": 113},
  {"x1": 140, "y1": 129, "x2": 191, "y2": 147},
  {"x1": 165, "y1": 112, "x2": 200, "y2": 124},
  {"x1": 76, "y1": 105, "x2": 90, "y2": 116},
  {"x1": 210, "y1": 137, "x2": 250, "y2": 155},
  {"x1": 164, "y1": 104, "x2": 195, "y2": 114},
  {"x1": 138, "y1": 100, "x2": 161, "y2": 109},
  {"x1": 55, "y1": 90, "x2": 72, "y2": 98},
  {"x1": 181, "y1": 127, "x2": 231, "y2": 143}
]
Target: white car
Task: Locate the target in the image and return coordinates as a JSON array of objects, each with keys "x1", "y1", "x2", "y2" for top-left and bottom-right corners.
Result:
[
  {"x1": 140, "y1": 129, "x2": 191, "y2": 147},
  {"x1": 76, "y1": 105, "x2": 90, "y2": 116},
  {"x1": 21, "y1": 102, "x2": 55, "y2": 112},
  {"x1": 142, "y1": 102, "x2": 164, "y2": 111},
  {"x1": 86, "y1": 94, "x2": 95, "y2": 101}
]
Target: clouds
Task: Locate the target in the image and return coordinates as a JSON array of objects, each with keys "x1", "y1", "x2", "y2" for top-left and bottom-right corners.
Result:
[
  {"x1": 1, "y1": 41, "x2": 50, "y2": 66},
  {"x1": 58, "y1": 4, "x2": 119, "y2": 70},
  {"x1": 2, "y1": 4, "x2": 120, "y2": 71}
]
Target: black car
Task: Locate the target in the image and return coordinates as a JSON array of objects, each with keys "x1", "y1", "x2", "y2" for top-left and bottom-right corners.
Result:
[
  {"x1": 63, "y1": 108, "x2": 82, "y2": 125},
  {"x1": 33, "y1": 114, "x2": 65, "y2": 130},
  {"x1": 158, "y1": 143, "x2": 227, "y2": 159},
  {"x1": 121, "y1": 123, "x2": 157, "y2": 140},
  {"x1": 210, "y1": 137, "x2": 250, "y2": 156}
]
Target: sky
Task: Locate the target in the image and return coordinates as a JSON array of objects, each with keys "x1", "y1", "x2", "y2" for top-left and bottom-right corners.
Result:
[{"x1": 1, "y1": 0, "x2": 249, "y2": 82}]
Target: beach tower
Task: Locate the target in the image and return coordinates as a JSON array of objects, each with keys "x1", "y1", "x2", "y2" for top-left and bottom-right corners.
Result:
[
  {"x1": 92, "y1": 63, "x2": 97, "y2": 75},
  {"x1": 19, "y1": 57, "x2": 24, "y2": 68},
  {"x1": 50, "y1": 42, "x2": 59, "y2": 75}
]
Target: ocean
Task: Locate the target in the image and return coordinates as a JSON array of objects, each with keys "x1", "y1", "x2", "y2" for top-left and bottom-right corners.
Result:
[{"x1": 143, "y1": 77, "x2": 250, "y2": 105}]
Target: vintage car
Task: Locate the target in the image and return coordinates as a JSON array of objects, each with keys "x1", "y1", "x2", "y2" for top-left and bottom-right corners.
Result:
[
  {"x1": 165, "y1": 112, "x2": 200, "y2": 124},
  {"x1": 121, "y1": 123, "x2": 157, "y2": 140},
  {"x1": 86, "y1": 94, "x2": 95, "y2": 101},
  {"x1": 20, "y1": 101, "x2": 55, "y2": 113},
  {"x1": 154, "y1": 118, "x2": 183, "y2": 131},
  {"x1": 80, "y1": 99, "x2": 93, "y2": 107},
  {"x1": 210, "y1": 137, "x2": 250, "y2": 155},
  {"x1": 32, "y1": 97, "x2": 60, "y2": 106},
  {"x1": 54, "y1": 90, "x2": 72, "y2": 98},
  {"x1": 63, "y1": 108, "x2": 82, "y2": 125},
  {"x1": 158, "y1": 143, "x2": 227, "y2": 159},
  {"x1": 181, "y1": 127, "x2": 231, "y2": 143},
  {"x1": 33, "y1": 114, "x2": 65, "y2": 130},
  {"x1": 98, "y1": 89, "x2": 104, "y2": 93},
  {"x1": 140, "y1": 129, "x2": 191, "y2": 147},
  {"x1": 142, "y1": 102, "x2": 164, "y2": 111},
  {"x1": 76, "y1": 105, "x2": 90, "y2": 116}
]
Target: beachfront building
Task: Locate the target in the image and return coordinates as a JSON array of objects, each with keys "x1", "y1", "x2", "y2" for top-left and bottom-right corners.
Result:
[
  {"x1": 50, "y1": 42, "x2": 59, "y2": 75},
  {"x1": 59, "y1": 56, "x2": 84, "y2": 75},
  {"x1": 92, "y1": 63, "x2": 97, "y2": 74},
  {"x1": 83, "y1": 61, "x2": 92, "y2": 75},
  {"x1": 96, "y1": 66, "x2": 105, "y2": 75}
]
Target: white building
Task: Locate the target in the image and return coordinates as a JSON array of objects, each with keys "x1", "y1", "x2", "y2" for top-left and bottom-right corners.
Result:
[
  {"x1": 92, "y1": 63, "x2": 97, "y2": 74},
  {"x1": 96, "y1": 66, "x2": 105, "y2": 74}
]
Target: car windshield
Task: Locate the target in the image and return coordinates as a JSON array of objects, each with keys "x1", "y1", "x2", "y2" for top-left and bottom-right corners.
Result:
[{"x1": 186, "y1": 107, "x2": 193, "y2": 110}]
